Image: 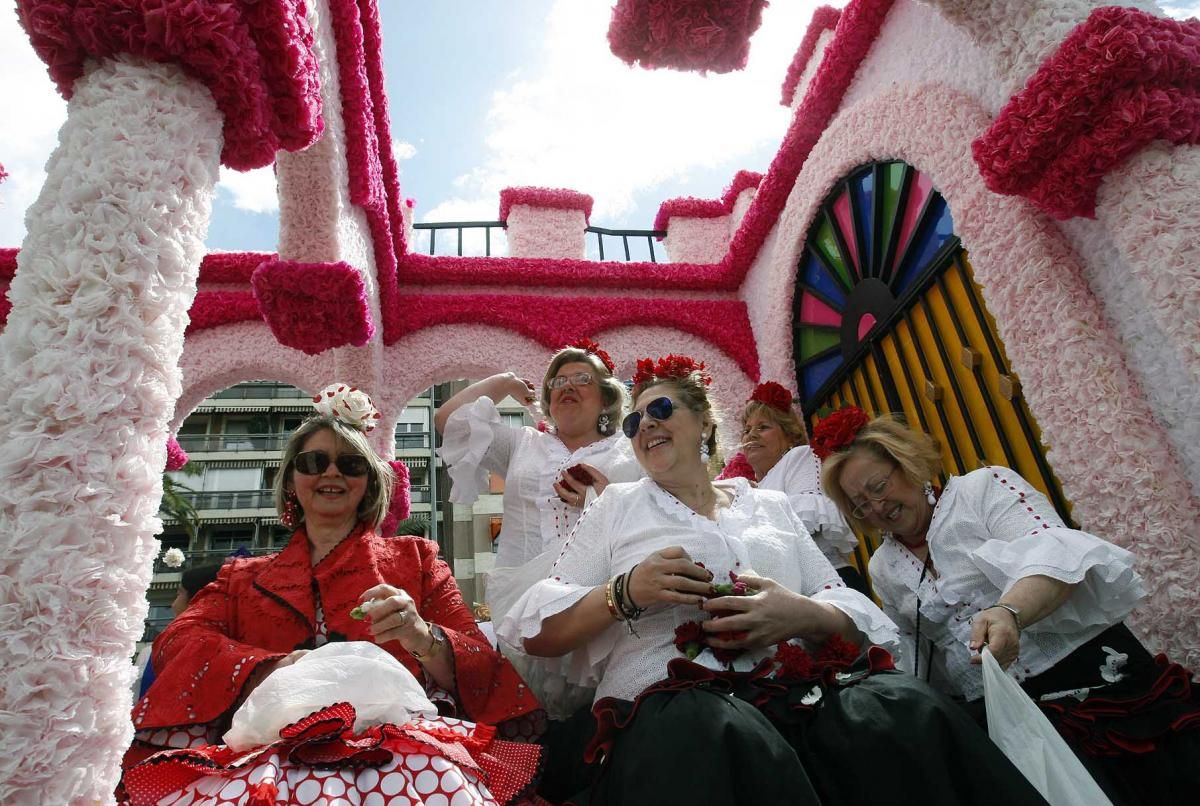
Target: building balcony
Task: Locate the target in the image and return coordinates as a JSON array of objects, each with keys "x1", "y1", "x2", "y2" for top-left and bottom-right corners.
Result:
[
  {"x1": 179, "y1": 489, "x2": 276, "y2": 512},
  {"x1": 176, "y1": 433, "x2": 291, "y2": 455},
  {"x1": 152, "y1": 545, "x2": 279, "y2": 576}
]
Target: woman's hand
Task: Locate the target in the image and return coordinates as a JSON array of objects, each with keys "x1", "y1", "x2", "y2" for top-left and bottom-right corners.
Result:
[
  {"x1": 552, "y1": 463, "x2": 610, "y2": 507},
  {"x1": 970, "y1": 607, "x2": 1021, "y2": 669},
  {"x1": 626, "y1": 547, "x2": 713, "y2": 607},
  {"x1": 358, "y1": 584, "x2": 435, "y2": 657},
  {"x1": 702, "y1": 574, "x2": 849, "y2": 649},
  {"x1": 494, "y1": 372, "x2": 537, "y2": 406},
  {"x1": 242, "y1": 649, "x2": 309, "y2": 699}
]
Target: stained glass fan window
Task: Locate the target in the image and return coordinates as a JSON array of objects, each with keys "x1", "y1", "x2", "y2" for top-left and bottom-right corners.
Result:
[{"x1": 794, "y1": 160, "x2": 957, "y2": 405}]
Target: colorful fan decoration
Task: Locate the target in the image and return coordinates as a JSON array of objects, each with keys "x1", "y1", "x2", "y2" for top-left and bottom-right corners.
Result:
[{"x1": 793, "y1": 160, "x2": 957, "y2": 405}]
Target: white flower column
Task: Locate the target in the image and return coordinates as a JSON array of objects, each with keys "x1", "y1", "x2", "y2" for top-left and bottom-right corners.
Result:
[{"x1": 0, "y1": 59, "x2": 222, "y2": 802}]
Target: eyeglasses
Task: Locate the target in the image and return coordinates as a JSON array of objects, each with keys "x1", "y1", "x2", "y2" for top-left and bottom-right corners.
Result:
[
  {"x1": 294, "y1": 450, "x2": 370, "y2": 477},
  {"x1": 849, "y1": 466, "x2": 898, "y2": 519},
  {"x1": 548, "y1": 371, "x2": 594, "y2": 391},
  {"x1": 622, "y1": 396, "x2": 675, "y2": 439}
]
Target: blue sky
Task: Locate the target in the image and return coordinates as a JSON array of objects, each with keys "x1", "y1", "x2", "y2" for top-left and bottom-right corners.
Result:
[{"x1": 3, "y1": 2, "x2": 1199, "y2": 256}]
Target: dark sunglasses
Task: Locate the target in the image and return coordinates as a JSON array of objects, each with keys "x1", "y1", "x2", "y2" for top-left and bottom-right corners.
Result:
[
  {"x1": 293, "y1": 450, "x2": 370, "y2": 477},
  {"x1": 622, "y1": 396, "x2": 675, "y2": 439}
]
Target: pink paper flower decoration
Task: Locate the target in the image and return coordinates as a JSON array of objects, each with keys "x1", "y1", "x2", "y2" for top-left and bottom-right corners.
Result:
[
  {"x1": 378, "y1": 460, "x2": 412, "y2": 536},
  {"x1": 165, "y1": 437, "x2": 189, "y2": 472},
  {"x1": 198, "y1": 252, "x2": 275, "y2": 284},
  {"x1": 716, "y1": 451, "x2": 756, "y2": 481},
  {"x1": 654, "y1": 169, "x2": 763, "y2": 234},
  {"x1": 780, "y1": 6, "x2": 841, "y2": 106},
  {"x1": 15, "y1": 0, "x2": 323, "y2": 170},
  {"x1": 251, "y1": 260, "x2": 375, "y2": 355},
  {"x1": 499, "y1": 187, "x2": 594, "y2": 224},
  {"x1": 185, "y1": 292, "x2": 263, "y2": 335},
  {"x1": 973, "y1": 7, "x2": 1200, "y2": 219},
  {"x1": 607, "y1": 0, "x2": 768, "y2": 74}
]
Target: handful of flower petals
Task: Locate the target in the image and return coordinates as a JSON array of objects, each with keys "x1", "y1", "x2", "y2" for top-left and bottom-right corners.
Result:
[{"x1": 674, "y1": 570, "x2": 758, "y2": 667}]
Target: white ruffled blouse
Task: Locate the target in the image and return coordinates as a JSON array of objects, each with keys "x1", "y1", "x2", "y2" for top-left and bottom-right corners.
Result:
[
  {"x1": 757, "y1": 445, "x2": 858, "y2": 568},
  {"x1": 497, "y1": 477, "x2": 899, "y2": 704},
  {"x1": 438, "y1": 397, "x2": 643, "y2": 569},
  {"x1": 868, "y1": 467, "x2": 1145, "y2": 701}
]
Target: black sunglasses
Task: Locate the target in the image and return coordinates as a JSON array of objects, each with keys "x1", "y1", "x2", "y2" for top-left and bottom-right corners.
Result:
[
  {"x1": 293, "y1": 450, "x2": 370, "y2": 477},
  {"x1": 622, "y1": 396, "x2": 675, "y2": 439}
]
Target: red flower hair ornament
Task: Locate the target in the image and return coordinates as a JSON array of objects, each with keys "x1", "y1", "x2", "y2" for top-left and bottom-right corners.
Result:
[
  {"x1": 810, "y1": 406, "x2": 870, "y2": 460},
  {"x1": 749, "y1": 381, "x2": 793, "y2": 412},
  {"x1": 632, "y1": 354, "x2": 712, "y2": 389},
  {"x1": 567, "y1": 337, "x2": 615, "y2": 374}
]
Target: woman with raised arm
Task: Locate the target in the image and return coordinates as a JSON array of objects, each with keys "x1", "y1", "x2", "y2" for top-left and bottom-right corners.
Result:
[
  {"x1": 818, "y1": 408, "x2": 1200, "y2": 806},
  {"x1": 738, "y1": 381, "x2": 866, "y2": 595},
  {"x1": 499, "y1": 356, "x2": 1047, "y2": 805},
  {"x1": 121, "y1": 385, "x2": 542, "y2": 806},
  {"x1": 435, "y1": 339, "x2": 642, "y2": 718}
]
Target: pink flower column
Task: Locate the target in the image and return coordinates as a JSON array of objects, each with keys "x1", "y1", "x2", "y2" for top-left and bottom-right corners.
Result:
[
  {"x1": 935, "y1": 0, "x2": 1200, "y2": 492},
  {"x1": 0, "y1": 59, "x2": 224, "y2": 802}
]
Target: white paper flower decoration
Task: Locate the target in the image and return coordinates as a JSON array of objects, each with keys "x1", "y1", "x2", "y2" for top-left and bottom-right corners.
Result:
[
  {"x1": 163, "y1": 547, "x2": 186, "y2": 568},
  {"x1": 311, "y1": 383, "x2": 382, "y2": 432}
]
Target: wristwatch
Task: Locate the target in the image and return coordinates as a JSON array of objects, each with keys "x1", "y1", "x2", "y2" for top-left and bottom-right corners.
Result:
[{"x1": 411, "y1": 623, "x2": 447, "y2": 660}]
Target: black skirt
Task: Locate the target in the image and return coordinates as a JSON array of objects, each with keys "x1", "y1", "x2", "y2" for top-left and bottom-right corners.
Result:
[{"x1": 567, "y1": 646, "x2": 1048, "y2": 805}]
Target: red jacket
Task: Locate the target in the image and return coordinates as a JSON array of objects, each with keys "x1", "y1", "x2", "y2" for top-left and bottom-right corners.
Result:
[{"x1": 133, "y1": 527, "x2": 540, "y2": 740}]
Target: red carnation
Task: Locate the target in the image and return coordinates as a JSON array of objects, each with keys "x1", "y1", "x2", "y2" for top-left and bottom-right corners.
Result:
[
  {"x1": 716, "y1": 452, "x2": 756, "y2": 481},
  {"x1": 810, "y1": 406, "x2": 869, "y2": 460},
  {"x1": 674, "y1": 621, "x2": 706, "y2": 660},
  {"x1": 568, "y1": 337, "x2": 615, "y2": 374},
  {"x1": 749, "y1": 381, "x2": 793, "y2": 413},
  {"x1": 632, "y1": 354, "x2": 712, "y2": 389}
]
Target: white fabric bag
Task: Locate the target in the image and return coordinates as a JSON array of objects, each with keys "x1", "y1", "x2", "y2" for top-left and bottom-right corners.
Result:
[
  {"x1": 224, "y1": 641, "x2": 437, "y2": 751},
  {"x1": 981, "y1": 648, "x2": 1112, "y2": 806}
]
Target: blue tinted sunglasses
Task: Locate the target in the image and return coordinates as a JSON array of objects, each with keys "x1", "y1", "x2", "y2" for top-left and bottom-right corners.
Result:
[{"x1": 622, "y1": 396, "x2": 675, "y2": 439}]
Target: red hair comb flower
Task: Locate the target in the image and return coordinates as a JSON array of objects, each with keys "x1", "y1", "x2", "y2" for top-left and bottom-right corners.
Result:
[
  {"x1": 631, "y1": 354, "x2": 712, "y2": 389},
  {"x1": 568, "y1": 337, "x2": 615, "y2": 374},
  {"x1": 749, "y1": 381, "x2": 793, "y2": 412},
  {"x1": 811, "y1": 406, "x2": 869, "y2": 460}
]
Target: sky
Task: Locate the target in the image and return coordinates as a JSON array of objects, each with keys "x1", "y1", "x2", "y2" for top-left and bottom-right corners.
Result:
[{"x1": 2, "y1": 1, "x2": 1198, "y2": 256}]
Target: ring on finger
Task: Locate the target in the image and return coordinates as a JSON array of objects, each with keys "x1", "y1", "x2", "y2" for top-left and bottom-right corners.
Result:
[{"x1": 398, "y1": 611, "x2": 407, "y2": 625}]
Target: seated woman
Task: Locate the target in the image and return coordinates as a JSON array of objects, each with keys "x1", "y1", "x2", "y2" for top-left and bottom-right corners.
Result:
[
  {"x1": 498, "y1": 357, "x2": 1047, "y2": 805},
  {"x1": 435, "y1": 340, "x2": 642, "y2": 716},
  {"x1": 122, "y1": 384, "x2": 542, "y2": 805},
  {"x1": 817, "y1": 408, "x2": 1200, "y2": 806},
  {"x1": 739, "y1": 381, "x2": 866, "y2": 595}
]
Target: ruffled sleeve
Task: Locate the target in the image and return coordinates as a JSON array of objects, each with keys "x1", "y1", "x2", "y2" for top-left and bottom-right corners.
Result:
[
  {"x1": 963, "y1": 468, "x2": 1146, "y2": 633},
  {"x1": 766, "y1": 447, "x2": 859, "y2": 560},
  {"x1": 437, "y1": 397, "x2": 521, "y2": 505},
  {"x1": 782, "y1": 500, "x2": 899, "y2": 650},
  {"x1": 495, "y1": 488, "x2": 622, "y2": 675}
]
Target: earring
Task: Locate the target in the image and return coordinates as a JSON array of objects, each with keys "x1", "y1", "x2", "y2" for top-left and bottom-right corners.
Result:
[
  {"x1": 923, "y1": 481, "x2": 936, "y2": 506},
  {"x1": 700, "y1": 436, "x2": 711, "y2": 463},
  {"x1": 597, "y1": 413, "x2": 611, "y2": 434},
  {"x1": 281, "y1": 490, "x2": 301, "y2": 529}
]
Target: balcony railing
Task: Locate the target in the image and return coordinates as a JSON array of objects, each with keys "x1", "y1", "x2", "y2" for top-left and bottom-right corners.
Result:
[
  {"x1": 210, "y1": 385, "x2": 311, "y2": 400},
  {"x1": 395, "y1": 433, "x2": 430, "y2": 449},
  {"x1": 410, "y1": 486, "x2": 431, "y2": 504},
  {"x1": 176, "y1": 433, "x2": 290, "y2": 453},
  {"x1": 178, "y1": 489, "x2": 276, "y2": 511},
  {"x1": 412, "y1": 221, "x2": 668, "y2": 262},
  {"x1": 153, "y1": 545, "x2": 279, "y2": 575}
]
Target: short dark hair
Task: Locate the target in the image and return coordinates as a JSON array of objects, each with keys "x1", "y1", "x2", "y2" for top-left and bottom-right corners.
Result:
[{"x1": 180, "y1": 563, "x2": 224, "y2": 597}]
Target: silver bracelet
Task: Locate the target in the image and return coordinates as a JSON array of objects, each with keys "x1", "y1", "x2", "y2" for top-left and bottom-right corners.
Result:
[{"x1": 988, "y1": 603, "x2": 1023, "y2": 633}]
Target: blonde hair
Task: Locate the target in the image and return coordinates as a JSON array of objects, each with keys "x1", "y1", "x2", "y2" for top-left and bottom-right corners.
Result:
[
  {"x1": 740, "y1": 400, "x2": 808, "y2": 447},
  {"x1": 541, "y1": 347, "x2": 627, "y2": 435},
  {"x1": 633, "y1": 373, "x2": 723, "y2": 475},
  {"x1": 275, "y1": 416, "x2": 395, "y2": 531},
  {"x1": 821, "y1": 414, "x2": 941, "y2": 529}
]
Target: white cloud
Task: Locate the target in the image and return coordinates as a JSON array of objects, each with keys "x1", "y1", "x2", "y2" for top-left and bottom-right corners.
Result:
[
  {"x1": 426, "y1": 1, "x2": 833, "y2": 225},
  {"x1": 416, "y1": 197, "x2": 507, "y2": 257},
  {"x1": 393, "y1": 139, "x2": 417, "y2": 160},
  {"x1": 1162, "y1": 3, "x2": 1200, "y2": 19},
  {"x1": 216, "y1": 165, "x2": 279, "y2": 214},
  {"x1": 0, "y1": 14, "x2": 68, "y2": 248}
]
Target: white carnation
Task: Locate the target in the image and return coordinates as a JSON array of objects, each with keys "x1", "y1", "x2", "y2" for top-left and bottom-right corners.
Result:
[
  {"x1": 162, "y1": 548, "x2": 186, "y2": 568},
  {"x1": 312, "y1": 383, "x2": 381, "y2": 432}
]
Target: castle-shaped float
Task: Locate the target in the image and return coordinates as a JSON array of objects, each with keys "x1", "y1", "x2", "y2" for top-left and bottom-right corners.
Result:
[{"x1": 0, "y1": 0, "x2": 1197, "y2": 800}]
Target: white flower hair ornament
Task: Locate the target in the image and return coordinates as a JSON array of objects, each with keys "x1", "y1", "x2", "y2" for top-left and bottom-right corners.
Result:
[
  {"x1": 162, "y1": 547, "x2": 186, "y2": 568},
  {"x1": 312, "y1": 383, "x2": 382, "y2": 432}
]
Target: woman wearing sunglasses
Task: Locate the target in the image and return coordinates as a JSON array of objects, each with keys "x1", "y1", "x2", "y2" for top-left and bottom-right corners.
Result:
[
  {"x1": 122, "y1": 384, "x2": 543, "y2": 801},
  {"x1": 818, "y1": 409, "x2": 1200, "y2": 805},
  {"x1": 498, "y1": 357, "x2": 1044, "y2": 804}
]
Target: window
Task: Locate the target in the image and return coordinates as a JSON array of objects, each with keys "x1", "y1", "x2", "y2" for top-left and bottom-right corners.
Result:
[
  {"x1": 178, "y1": 416, "x2": 209, "y2": 435},
  {"x1": 202, "y1": 467, "x2": 262, "y2": 492},
  {"x1": 502, "y1": 412, "x2": 532, "y2": 430},
  {"x1": 207, "y1": 526, "x2": 254, "y2": 552}
]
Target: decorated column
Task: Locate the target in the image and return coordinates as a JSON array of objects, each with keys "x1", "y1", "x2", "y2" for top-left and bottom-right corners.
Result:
[
  {"x1": 934, "y1": 0, "x2": 1200, "y2": 490},
  {"x1": 0, "y1": 2, "x2": 320, "y2": 800}
]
